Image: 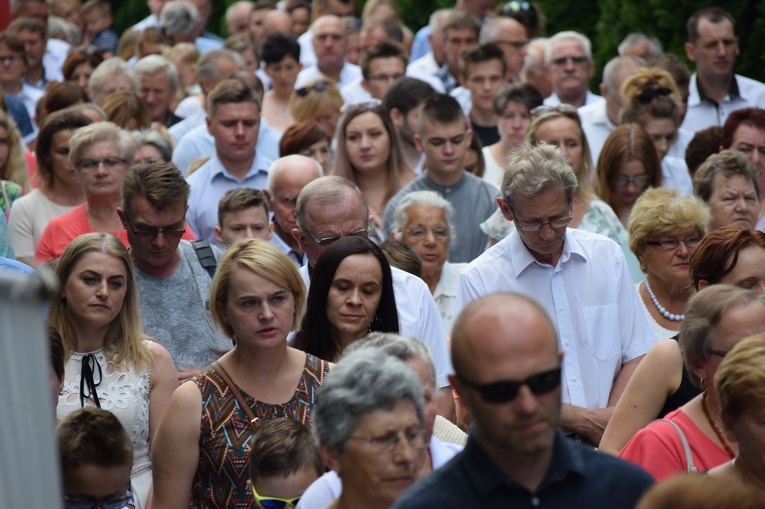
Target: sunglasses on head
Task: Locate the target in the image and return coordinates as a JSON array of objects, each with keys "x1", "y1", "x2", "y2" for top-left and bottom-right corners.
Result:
[
  {"x1": 295, "y1": 80, "x2": 331, "y2": 97},
  {"x1": 251, "y1": 485, "x2": 301, "y2": 509},
  {"x1": 458, "y1": 367, "x2": 561, "y2": 403}
]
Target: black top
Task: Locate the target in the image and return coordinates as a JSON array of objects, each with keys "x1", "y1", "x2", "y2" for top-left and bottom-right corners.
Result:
[
  {"x1": 392, "y1": 431, "x2": 654, "y2": 509},
  {"x1": 470, "y1": 121, "x2": 500, "y2": 147},
  {"x1": 658, "y1": 334, "x2": 701, "y2": 418},
  {"x1": 165, "y1": 109, "x2": 184, "y2": 128}
]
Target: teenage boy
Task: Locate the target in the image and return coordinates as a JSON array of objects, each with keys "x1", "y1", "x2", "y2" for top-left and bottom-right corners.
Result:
[
  {"x1": 214, "y1": 187, "x2": 273, "y2": 247},
  {"x1": 458, "y1": 43, "x2": 506, "y2": 147}
]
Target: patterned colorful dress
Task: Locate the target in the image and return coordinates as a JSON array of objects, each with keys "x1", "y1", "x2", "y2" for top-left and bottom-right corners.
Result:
[{"x1": 191, "y1": 353, "x2": 330, "y2": 508}]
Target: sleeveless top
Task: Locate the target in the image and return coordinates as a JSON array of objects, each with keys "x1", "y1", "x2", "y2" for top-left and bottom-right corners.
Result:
[
  {"x1": 658, "y1": 334, "x2": 701, "y2": 418},
  {"x1": 57, "y1": 341, "x2": 153, "y2": 477},
  {"x1": 191, "y1": 353, "x2": 330, "y2": 508}
]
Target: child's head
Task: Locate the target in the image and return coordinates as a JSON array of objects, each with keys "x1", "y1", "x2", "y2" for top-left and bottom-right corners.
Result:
[
  {"x1": 215, "y1": 187, "x2": 273, "y2": 247},
  {"x1": 57, "y1": 407, "x2": 133, "y2": 508},
  {"x1": 81, "y1": 0, "x2": 112, "y2": 36},
  {"x1": 249, "y1": 419, "x2": 323, "y2": 509}
]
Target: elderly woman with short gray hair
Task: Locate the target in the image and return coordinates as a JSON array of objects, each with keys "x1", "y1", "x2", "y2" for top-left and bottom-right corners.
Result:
[
  {"x1": 298, "y1": 333, "x2": 464, "y2": 509},
  {"x1": 392, "y1": 191, "x2": 465, "y2": 335},
  {"x1": 313, "y1": 347, "x2": 427, "y2": 509}
]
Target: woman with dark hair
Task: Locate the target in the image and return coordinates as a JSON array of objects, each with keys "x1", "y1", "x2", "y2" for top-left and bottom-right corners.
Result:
[
  {"x1": 601, "y1": 226, "x2": 765, "y2": 455},
  {"x1": 8, "y1": 109, "x2": 92, "y2": 265},
  {"x1": 38, "y1": 81, "x2": 87, "y2": 124},
  {"x1": 279, "y1": 120, "x2": 331, "y2": 174},
  {"x1": 261, "y1": 32, "x2": 303, "y2": 132},
  {"x1": 62, "y1": 48, "x2": 104, "y2": 97},
  {"x1": 293, "y1": 236, "x2": 399, "y2": 362},
  {"x1": 720, "y1": 107, "x2": 765, "y2": 225}
]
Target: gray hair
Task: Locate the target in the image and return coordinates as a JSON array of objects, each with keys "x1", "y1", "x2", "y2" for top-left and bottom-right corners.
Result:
[
  {"x1": 313, "y1": 348, "x2": 425, "y2": 454},
  {"x1": 160, "y1": 1, "x2": 199, "y2": 37},
  {"x1": 266, "y1": 155, "x2": 323, "y2": 196},
  {"x1": 501, "y1": 142, "x2": 578, "y2": 207},
  {"x1": 132, "y1": 129, "x2": 174, "y2": 163},
  {"x1": 602, "y1": 55, "x2": 645, "y2": 93},
  {"x1": 618, "y1": 32, "x2": 663, "y2": 58},
  {"x1": 69, "y1": 122, "x2": 138, "y2": 169},
  {"x1": 88, "y1": 58, "x2": 138, "y2": 106},
  {"x1": 521, "y1": 37, "x2": 548, "y2": 79},
  {"x1": 197, "y1": 49, "x2": 246, "y2": 87},
  {"x1": 134, "y1": 55, "x2": 179, "y2": 91},
  {"x1": 680, "y1": 285, "x2": 765, "y2": 388},
  {"x1": 48, "y1": 16, "x2": 81, "y2": 46},
  {"x1": 345, "y1": 332, "x2": 437, "y2": 391},
  {"x1": 479, "y1": 16, "x2": 522, "y2": 44},
  {"x1": 225, "y1": 0, "x2": 254, "y2": 25},
  {"x1": 391, "y1": 190, "x2": 456, "y2": 244},
  {"x1": 693, "y1": 150, "x2": 759, "y2": 203},
  {"x1": 429, "y1": 8, "x2": 452, "y2": 33},
  {"x1": 295, "y1": 176, "x2": 369, "y2": 234},
  {"x1": 545, "y1": 31, "x2": 592, "y2": 64}
]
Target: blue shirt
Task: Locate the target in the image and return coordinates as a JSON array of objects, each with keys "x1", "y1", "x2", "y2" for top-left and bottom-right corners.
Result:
[{"x1": 392, "y1": 431, "x2": 654, "y2": 509}]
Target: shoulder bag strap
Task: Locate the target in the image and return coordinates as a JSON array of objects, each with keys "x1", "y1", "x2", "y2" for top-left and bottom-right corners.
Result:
[
  {"x1": 191, "y1": 239, "x2": 217, "y2": 278},
  {"x1": 660, "y1": 418, "x2": 698, "y2": 474},
  {"x1": 211, "y1": 361, "x2": 259, "y2": 431}
]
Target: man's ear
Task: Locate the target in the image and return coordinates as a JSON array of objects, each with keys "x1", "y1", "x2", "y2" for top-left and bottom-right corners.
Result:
[
  {"x1": 497, "y1": 197, "x2": 513, "y2": 222},
  {"x1": 413, "y1": 133, "x2": 423, "y2": 153},
  {"x1": 684, "y1": 42, "x2": 696, "y2": 63},
  {"x1": 116, "y1": 207, "x2": 128, "y2": 228},
  {"x1": 214, "y1": 225, "x2": 224, "y2": 246},
  {"x1": 361, "y1": 79, "x2": 370, "y2": 93},
  {"x1": 293, "y1": 228, "x2": 307, "y2": 251},
  {"x1": 262, "y1": 189, "x2": 273, "y2": 208},
  {"x1": 389, "y1": 107, "x2": 404, "y2": 127}
]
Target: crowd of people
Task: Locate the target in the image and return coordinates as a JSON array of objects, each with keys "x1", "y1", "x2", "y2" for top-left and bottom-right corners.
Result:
[{"x1": 3, "y1": 0, "x2": 765, "y2": 507}]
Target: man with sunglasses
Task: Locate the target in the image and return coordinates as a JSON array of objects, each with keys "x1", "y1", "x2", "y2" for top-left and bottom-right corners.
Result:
[
  {"x1": 457, "y1": 143, "x2": 657, "y2": 447},
  {"x1": 393, "y1": 293, "x2": 653, "y2": 508},
  {"x1": 293, "y1": 175, "x2": 456, "y2": 422},
  {"x1": 119, "y1": 162, "x2": 232, "y2": 383},
  {"x1": 544, "y1": 31, "x2": 602, "y2": 108}
]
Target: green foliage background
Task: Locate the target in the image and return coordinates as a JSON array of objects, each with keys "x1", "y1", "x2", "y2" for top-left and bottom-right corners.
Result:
[{"x1": 112, "y1": 0, "x2": 765, "y2": 84}]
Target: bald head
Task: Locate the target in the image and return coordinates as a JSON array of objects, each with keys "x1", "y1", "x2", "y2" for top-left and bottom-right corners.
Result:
[
  {"x1": 452, "y1": 293, "x2": 558, "y2": 376},
  {"x1": 262, "y1": 10, "x2": 293, "y2": 39},
  {"x1": 266, "y1": 154, "x2": 322, "y2": 196}
]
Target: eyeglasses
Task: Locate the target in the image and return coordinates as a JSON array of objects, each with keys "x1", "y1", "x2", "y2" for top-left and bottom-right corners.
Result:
[
  {"x1": 551, "y1": 55, "x2": 590, "y2": 67},
  {"x1": 500, "y1": 1, "x2": 532, "y2": 15},
  {"x1": 498, "y1": 1, "x2": 539, "y2": 31},
  {"x1": 405, "y1": 226, "x2": 450, "y2": 241},
  {"x1": 645, "y1": 236, "x2": 701, "y2": 250},
  {"x1": 64, "y1": 483, "x2": 133, "y2": 509},
  {"x1": 615, "y1": 175, "x2": 652, "y2": 188},
  {"x1": 496, "y1": 40, "x2": 529, "y2": 50},
  {"x1": 348, "y1": 428, "x2": 427, "y2": 453},
  {"x1": 0, "y1": 55, "x2": 22, "y2": 64},
  {"x1": 124, "y1": 216, "x2": 186, "y2": 241},
  {"x1": 366, "y1": 73, "x2": 405, "y2": 83},
  {"x1": 530, "y1": 104, "x2": 579, "y2": 118},
  {"x1": 304, "y1": 226, "x2": 369, "y2": 247},
  {"x1": 710, "y1": 348, "x2": 729, "y2": 358},
  {"x1": 340, "y1": 98, "x2": 382, "y2": 114},
  {"x1": 133, "y1": 157, "x2": 164, "y2": 165},
  {"x1": 251, "y1": 485, "x2": 301, "y2": 509},
  {"x1": 295, "y1": 80, "x2": 330, "y2": 97},
  {"x1": 458, "y1": 367, "x2": 562, "y2": 403},
  {"x1": 510, "y1": 204, "x2": 573, "y2": 232},
  {"x1": 77, "y1": 157, "x2": 127, "y2": 171}
]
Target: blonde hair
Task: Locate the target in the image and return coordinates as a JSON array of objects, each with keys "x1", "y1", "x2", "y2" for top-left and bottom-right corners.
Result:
[
  {"x1": 716, "y1": 333, "x2": 765, "y2": 422},
  {"x1": 628, "y1": 187, "x2": 709, "y2": 258},
  {"x1": 289, "y1": 79, "x2": 344, "y2": 127},
  {"x1": 210, "y1": 239, "x2": 306, "y2": 338},
  {"x1": 0, "y1": 109, "x2": 29, "y2": 191},
  {"x1": 621, "y1": 68, "x2": 681, "y2": 128},
  {"x1": 47, "y1": 233, "x2": 153, "y2": 370},
  {"x1": 103, "y1": 90, "x2": 151, "y2": 130}
]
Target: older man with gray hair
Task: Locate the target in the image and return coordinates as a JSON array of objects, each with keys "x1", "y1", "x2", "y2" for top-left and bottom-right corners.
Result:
[
  {"x1": 457, "y1": 143, "x2": 657, "y2": 447},
  {"x1": 135, "y1": 55, "x2": 182, "y2": 127},
  {"x1": 618, "y1": 32, "x2": 663, "y2": 60},
  {"x1": 225, "y1": 0, "x2": 254, "y2": 35},
  {"x1": 544, "y1": 31, "x2": 602, "y2": 108},
  {"x1": 88, "y1": 58, "x2": 138, "y2": 107}
]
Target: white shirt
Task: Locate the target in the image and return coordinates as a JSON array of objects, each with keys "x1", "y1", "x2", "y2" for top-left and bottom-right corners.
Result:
[
  {"x1": 186, "y1": 152, "x2": 271, "y2": 247},
  {"x1": 406, "y1": 53, "x2": 447, "y2": 93},
  {"x1": 131, "y1": 14, "x2": 159, "y2": 30},
  {"x1": 668, "y1": 128, "x2": 693, "y2": 162},
  {"x1": 544, "y1": 90, "x2": 604, "y2": 108},
  {"x1": 340, "y1": 77, "x2": 371, "y2": 105},
  {"x1": 299, "y1": 264, "x2": 453, "y2": 388},
  {"x1": 43, "y1": 38, "x2": 69, "y2": 82},
  {"x1": 297, "y1": 29, "x2": 316, "y2": 68},
  {"x1": 174, "y1": 94, "x2": 204, "y2": 119},
  {"x1": 295, "y1": 62, "x2": 362, "y2": 90},
  {"x1": 450, "y1": 86, "x2": 471, "y2": 117},
  {"x1": 434, "y1": 262, "x2": 467, "y2": 337},
  {"x1": 661, "y1": 156, "x2": 693, "y2": 197},
  {"x1": 457, "y1": 228, "x2": 657, "y2": 409},
  {"x1": 11, "y1": 84, "x2": 44, "y2": 126},
  {"x1": 481, "y1": 146, "x2": 504, "y2": 188},
  {"x1": 681, "y1": 73, "x2": 765, "y2": 132},
  {"x1": 169, "y1": 109, "x2": 206, "y2": 145},
  {"x1": 296, "y1": 436, "x2": 461, "y2": 509},
  {"x1": 578, "y1": 100, "x2": 616, "y2": 167}
]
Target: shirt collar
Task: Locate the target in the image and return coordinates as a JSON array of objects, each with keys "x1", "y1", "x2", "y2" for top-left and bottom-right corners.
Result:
[
  {"x1": 507, "y1": 228, "x2": 587, "y2": 277},
  {"x1": 695, "y1": 73, "x2": 741, "y2": 105},
  {"x1": 421, "y1": 170, "x2": 466, "y2": 192},
  {"x1": 209, "y1": 152, "x2": 269, "y2": 182},
  {"x1": 433, "y1": 262, "x2": 461, "y2": 300}
]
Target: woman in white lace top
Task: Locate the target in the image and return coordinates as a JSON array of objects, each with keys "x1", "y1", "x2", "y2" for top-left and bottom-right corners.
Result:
[{"x1": 50, "y1": 232, "x2": 178, "y2": 509}]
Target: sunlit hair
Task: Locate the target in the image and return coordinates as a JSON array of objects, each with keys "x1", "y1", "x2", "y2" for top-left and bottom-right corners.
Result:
[
  {"x1": 0, "y1": 110, "x2": 30, "y2": 191},
  {"x1": 69, "y1": 121, "x2": 137, "y2": 168},
  {"x1": 87, "y1": 58, "x2": 138, "y2": 107},
  {"x1": 289, "y1": 79, "x2": 344, "y2": 127},
  {"x1": 597, "y1": 124, "x2": 662, "y2": 212},
  {"x1": 57, "y1": 407, "x2": 133, "y2": 475},
  {"x1": 620, "y1": 68, "x2": 682, "y2": 129},
  {"x1": 47, "y1": 232, "x2": 152, "y2": 370},
  {"x1": 345, "y1": 332, "x2": 436, "y2": 391},
  {"x1": 693, "y1": 150, "x2": 759, "y2": 203},
  {"x1": 122, "y1": 162, "x2": 189, "y2": 216},
  {"x1": 501, "y1": 142, "x2": 578, "y2": 208},
  {"x1": 689, "y1": 226, "x2": 765, "y2": 290},
  {"x1": 103, "y1": 90, "x2": 152, "y2": 130},
  {"x1": 627, "y1": 187, "x2": 709, "y2": 258},
  {"x1": 210, "y1": 239, "x2": 306, "y2": 337},
  {"x1": 716, "y1": 334, "x2": 765, "y2": 423},
  {"x1": 392, "y1": 190, "x2": 456, "y2": 242},
  {"x1": 679, "y1": 285, "x2": 763, "y2": 388},
  {"x1": 279, "y1": 120, "x2": 329, "y2": 157},
  {"x1": 35, "y1": 109, "x2": 93, "y2": 190},
  {"x1": 207, "y1": 78, "x2": 261, "y2": 119},
  {"x1": 526, "y1": 109, "x2": 594, "y2": 201},
  {"x1": 332, "y1": 103, "x2": 405, "y2": 205}
]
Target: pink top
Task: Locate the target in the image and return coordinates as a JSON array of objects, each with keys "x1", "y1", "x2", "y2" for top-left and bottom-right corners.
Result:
[
  {"x1": 618, "y1": 407, "x2": 732, "y2": 481},
  {"x1": 34, "y1": 204, "x2": 196, "y2": 263}
]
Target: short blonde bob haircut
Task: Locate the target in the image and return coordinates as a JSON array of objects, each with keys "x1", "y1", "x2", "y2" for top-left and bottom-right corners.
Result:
[
  {"x1": 628, "y1": 187, "x2": 709, "y2": 258},
  {"x1": 210, "y1": 239, "x2": 306, "y2": 338},
  {"x1": 716, "y1": 333, "x2": 765, "y2": 422},
  {"x1": 289, "y1": 79, "x2": 344, "y2": 129}
]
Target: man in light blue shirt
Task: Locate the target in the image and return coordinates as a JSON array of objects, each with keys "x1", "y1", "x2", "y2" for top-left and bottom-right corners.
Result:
[{"x1": 186, "y1": 79, "x2": 270, "y2": 247}]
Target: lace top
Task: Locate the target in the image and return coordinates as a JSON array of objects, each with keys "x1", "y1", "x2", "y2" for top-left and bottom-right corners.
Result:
[
  {"x1": 57, "y1": 342, "x2": 153, "y2": 477},
  {"x1": 191, "y1": 353, "x2": 330, "y2": 508}
]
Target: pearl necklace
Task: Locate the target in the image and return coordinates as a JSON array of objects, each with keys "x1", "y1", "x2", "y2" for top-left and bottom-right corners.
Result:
[{"x1": 644, "y1": 279, "x2": 684, "y2": 321}]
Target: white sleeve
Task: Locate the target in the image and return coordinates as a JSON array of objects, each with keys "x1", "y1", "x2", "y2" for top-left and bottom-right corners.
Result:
[{"x1": 295, "y1": 471, "x2": 342, "y2": 509}]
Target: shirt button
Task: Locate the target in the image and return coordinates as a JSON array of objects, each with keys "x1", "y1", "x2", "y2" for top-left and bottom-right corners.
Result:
[
  {"x1": 531, "y1": 496, "x2": 540, "y2": 506},
  {"x1": 559, "y1": 306, "x2": 564, "y2": 311},
  {"x1": 571, "y1": 377, "x2": 577, "y2": 382},
  {"x1": 565, "y1": 341, "x2": 570, "y2": 346}
]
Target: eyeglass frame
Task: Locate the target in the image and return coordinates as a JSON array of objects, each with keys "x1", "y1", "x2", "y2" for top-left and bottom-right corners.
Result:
[
  {"x1": 250, "y1": 484, "x2": 302, "y2": 509},
  {"x1": 645, "y1": 236, "x2": 701, "y2": 251},
  {"x1": 295, "y1": 80, "x2": 331, "y2": 97},
  {"x1": 457, "y1": 367, "x2": 562, "y2": 403},
  {"x1": 303, "y1": 226, "x2": 370, "y2": 247},
  {"x1": 403, "y1": 226, "x2": 451, "y2": 241},
  {"x1": 507, "y1": 201, "x2": 574, "y2": 233},
  {"x1": 550, "y1": 55, "x2": 590, "y2": 67},
  {"x1": 123, "y1": 215, "x2": 187, "y2": 241},
  {"x1": 76, "y1": 157, "x2": 128, "y2": 171},
  {"x1": 614, "y1": 175, "x2": 653, "y2": 188},
  {"x1": 347, "y1": 427, "x2": 427, "y2": 453}
]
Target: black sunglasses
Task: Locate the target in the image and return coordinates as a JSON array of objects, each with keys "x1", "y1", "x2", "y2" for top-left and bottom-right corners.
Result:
[
  {"x1": 458, "y1": 367, "x2": 561, "y2": 403},
  {"x1": 295, "y1": 80, "x2": 330, "y2": 97}
]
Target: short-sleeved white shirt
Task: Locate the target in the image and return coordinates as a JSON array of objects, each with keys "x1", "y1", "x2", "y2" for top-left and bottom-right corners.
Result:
[{"x1": 681, "y1": 73, "x2": 765, "y2": 132}]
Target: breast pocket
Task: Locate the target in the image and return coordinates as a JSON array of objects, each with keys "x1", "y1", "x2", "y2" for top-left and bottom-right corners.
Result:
[{"x1": 583, "y1": 304, "x2": 621, "y2": 361}]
